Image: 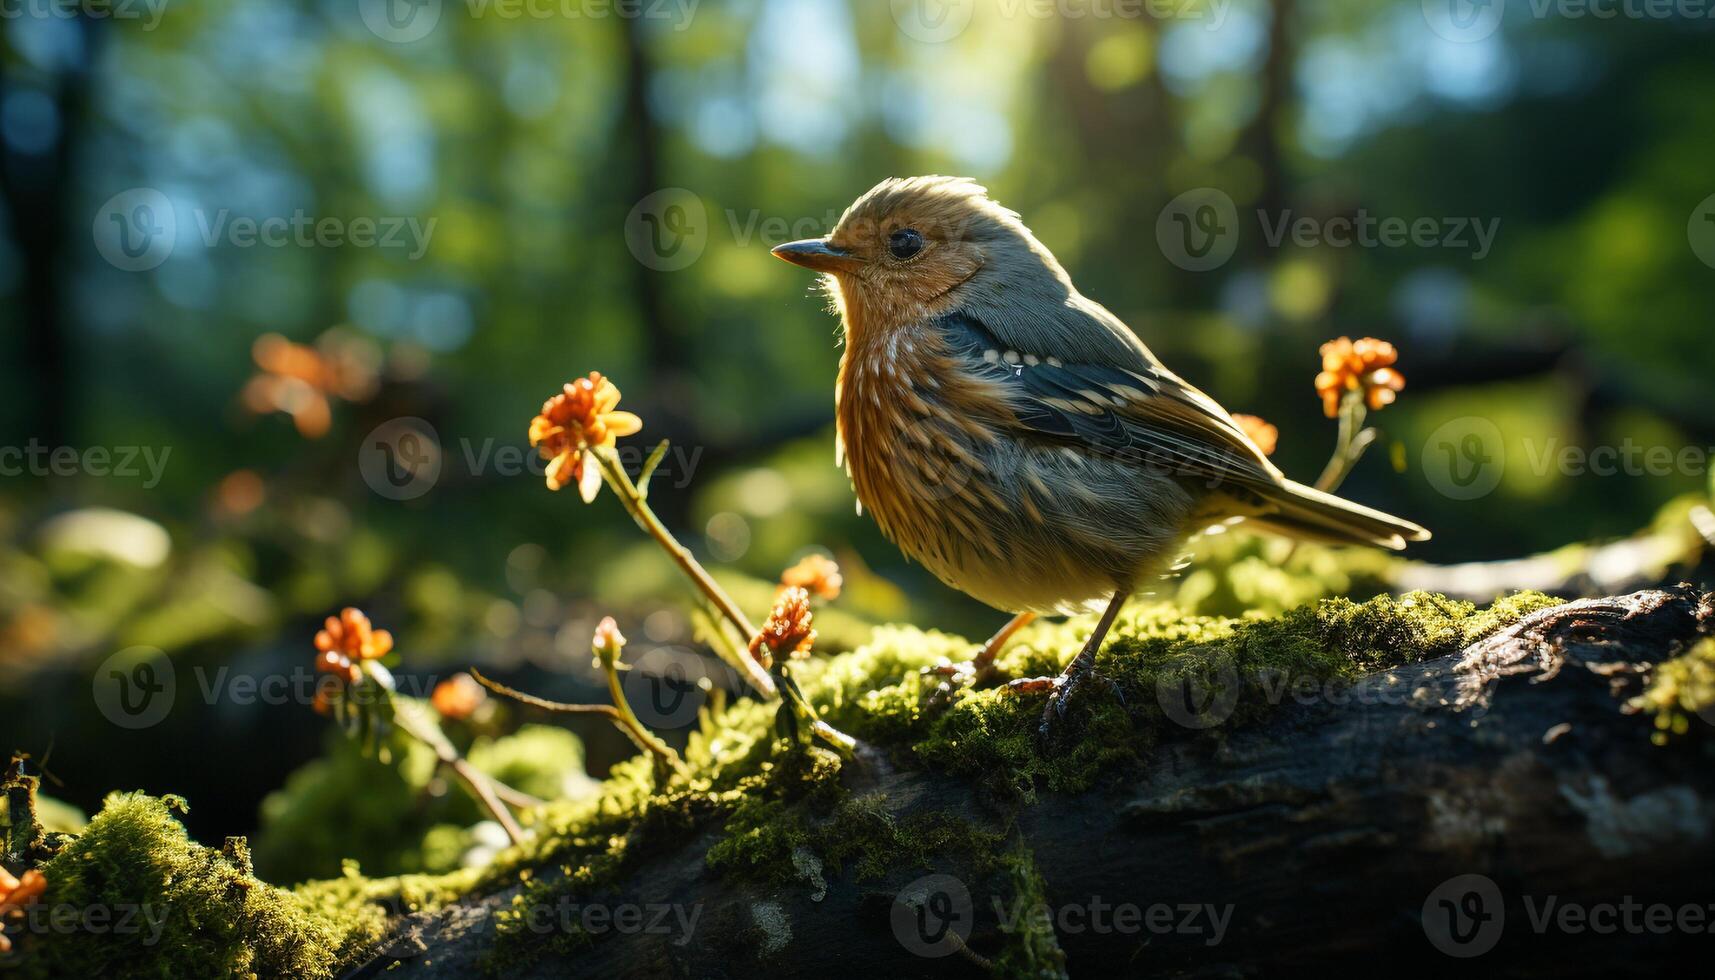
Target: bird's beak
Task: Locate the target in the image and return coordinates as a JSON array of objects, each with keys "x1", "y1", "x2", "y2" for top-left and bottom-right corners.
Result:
[{"x1": 771, "y1": 238, "x2": 863, "y2": 274}]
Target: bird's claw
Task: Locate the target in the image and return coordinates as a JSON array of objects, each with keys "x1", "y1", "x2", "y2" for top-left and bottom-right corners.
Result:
[
  {"x1": 1003, "y1": 675, "x2": 1059, "y2": 695},
  {"x1": 921, "y1": 657, "x2": 1005, "y2": 710},
  {"x1": 920, "y1": 660, "x2": 971, "y2": 680},
  {"x1": 1004, "y1": 669, "x2": 1120, "y2": 740}
]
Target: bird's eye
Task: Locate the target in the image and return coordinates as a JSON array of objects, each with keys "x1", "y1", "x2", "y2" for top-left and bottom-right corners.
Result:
[{"x1": 888, "y1": 228, "x2": 925, "y2": 260}]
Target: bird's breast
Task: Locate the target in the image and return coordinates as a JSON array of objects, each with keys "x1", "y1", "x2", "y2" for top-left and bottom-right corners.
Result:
[
  {"x1": 833, "y1": 317, "x2": 1196, "y2": 614},
  {"x1": 835, "y1": 326, "x2": 1023, "y2": 581}
]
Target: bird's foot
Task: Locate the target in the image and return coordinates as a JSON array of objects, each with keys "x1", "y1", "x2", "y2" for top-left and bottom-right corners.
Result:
[
  {"x1": 1006, "y1": 667, "x2": 1122, "y2": 740},
  {"x1": 920, "y1": 658, "x2": 1005, "y2": 710},
  {"x1": 920, "y1": 612, "x2": 1036, "y2": 710}
]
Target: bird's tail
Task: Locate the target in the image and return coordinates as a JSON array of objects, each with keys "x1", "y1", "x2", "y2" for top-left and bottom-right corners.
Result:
[{"x1": 1243, "y1": 480, "x2": 1431, "y2": 551}]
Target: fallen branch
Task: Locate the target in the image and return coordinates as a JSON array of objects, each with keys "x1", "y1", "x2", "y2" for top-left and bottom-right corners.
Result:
[{"x1": 350, "y1": 587, "x2": 1715, "y2": 978}]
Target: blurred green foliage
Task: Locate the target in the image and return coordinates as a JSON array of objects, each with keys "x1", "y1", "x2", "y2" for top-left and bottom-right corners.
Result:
[{"x1": 2, "y1": 0, "x2": 1713, "y2": 857}]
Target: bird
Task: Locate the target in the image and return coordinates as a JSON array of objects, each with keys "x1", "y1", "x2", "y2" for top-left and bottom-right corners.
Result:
[{"x1": 771, "y1": 176, "x2": 1429, "y2": 737}]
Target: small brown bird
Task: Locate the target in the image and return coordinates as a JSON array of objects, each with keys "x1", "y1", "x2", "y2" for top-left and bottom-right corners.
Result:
[{"x1": 772, "y1": 177, "x2": 1429, "y2": 735}]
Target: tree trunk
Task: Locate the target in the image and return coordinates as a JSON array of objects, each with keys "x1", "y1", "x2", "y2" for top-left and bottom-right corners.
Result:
[{"x1": 349, "y1": 586, "x2": 1715, "y2": 977}]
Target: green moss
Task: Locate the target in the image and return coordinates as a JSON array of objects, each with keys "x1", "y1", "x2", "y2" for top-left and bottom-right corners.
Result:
[
  {"x1": 19, "y1": 793, "x2": 389, "y2": 979},
  {"x1": 988, "y1": 843, "x2": 1069, "y2": 980},
  {"x1": 22, "y1": 588, "x2": 1566, "y2": 975},
  {"x1": 708, "y1": 789, "x2": 1004, "y2": 888},
  {"x1": 1630, "y1": 637, "x2": 1715, "y2": 743},
  {"x1": 823, "y1": 590, "x2": 1564, "y2": 796}
]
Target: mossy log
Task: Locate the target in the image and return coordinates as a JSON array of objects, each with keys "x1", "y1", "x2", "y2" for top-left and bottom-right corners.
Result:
[{"x1": 349, "y1": 586, "x2": 1715, "y2": 978}]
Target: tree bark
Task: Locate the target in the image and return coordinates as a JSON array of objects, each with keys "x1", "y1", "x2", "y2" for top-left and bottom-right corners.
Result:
[{"x1": 348, "y1": 586, "x2": 1715, "y2": 978}]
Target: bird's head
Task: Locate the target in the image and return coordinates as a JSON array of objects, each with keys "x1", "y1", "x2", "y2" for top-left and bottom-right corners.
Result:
[{"x1": 771, "y1": 176, "x2": 1065, "y2": 340}]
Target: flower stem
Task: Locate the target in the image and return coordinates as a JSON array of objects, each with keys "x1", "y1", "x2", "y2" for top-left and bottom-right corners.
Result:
[
  {"x1": 389, "y1": 695, "x2": 525, "y2": 847},
  {"x1": 592, "y1": 446, "x2": 777, "y2": 699},
  {"x1": 601, "y1": 659, "x2": 692, "y2": 780},
  {"x1": 471, "y1": 669, "x2": 689, "y2": 779},
  {"x1": 1312, "y1": 391, "x2": 1376, "y2": 494},
  {"x1": 772, "y1": 663, "x2": 856, "y2": 756}
]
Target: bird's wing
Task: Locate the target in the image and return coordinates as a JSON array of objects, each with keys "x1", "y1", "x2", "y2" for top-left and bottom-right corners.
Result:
[{"x1": 932, "y1": 309, "x2": 1284, "y2": 493}]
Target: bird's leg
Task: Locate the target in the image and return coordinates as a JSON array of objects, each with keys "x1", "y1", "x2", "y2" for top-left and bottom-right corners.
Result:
[
  {"x1": 922, "y1": 611, "x2": 1036, "y2": 706},
  {"x1": 1006, "y1": 590, "x2": 1128, "y2": 738}
]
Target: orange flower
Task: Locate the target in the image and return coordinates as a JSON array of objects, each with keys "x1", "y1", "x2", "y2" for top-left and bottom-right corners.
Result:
[
  {"x1": 529, "y1": 372, "x2": 643, "y2": 501},
  {"x1": 591, "y1": 616, "x2": 627, "y2": 668},
  {"x1": 779, "y1": 554, "x2": 842, "y2": 601},
  {"x1": 0, "y1": 866, "x2": 46, "y2": 953},
  {"x1": 240, "y1": 330, "x2": 380, "y2": 438},
  {"x1": 431, "y1": 673, "x2": 487, "y2": 721},
  {"x1": 1231, "y1": 414, "x2": 1278, "y2": 457},
  {"x1": 749, "y1": 587, "x2": 816, "y2": 670},
  {"x1": 1315, "y1": 337, "x2": 1405, "y2": 418},
  {"x1": 312, "y1": 607, "x2": 393, "y2": 701}
]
